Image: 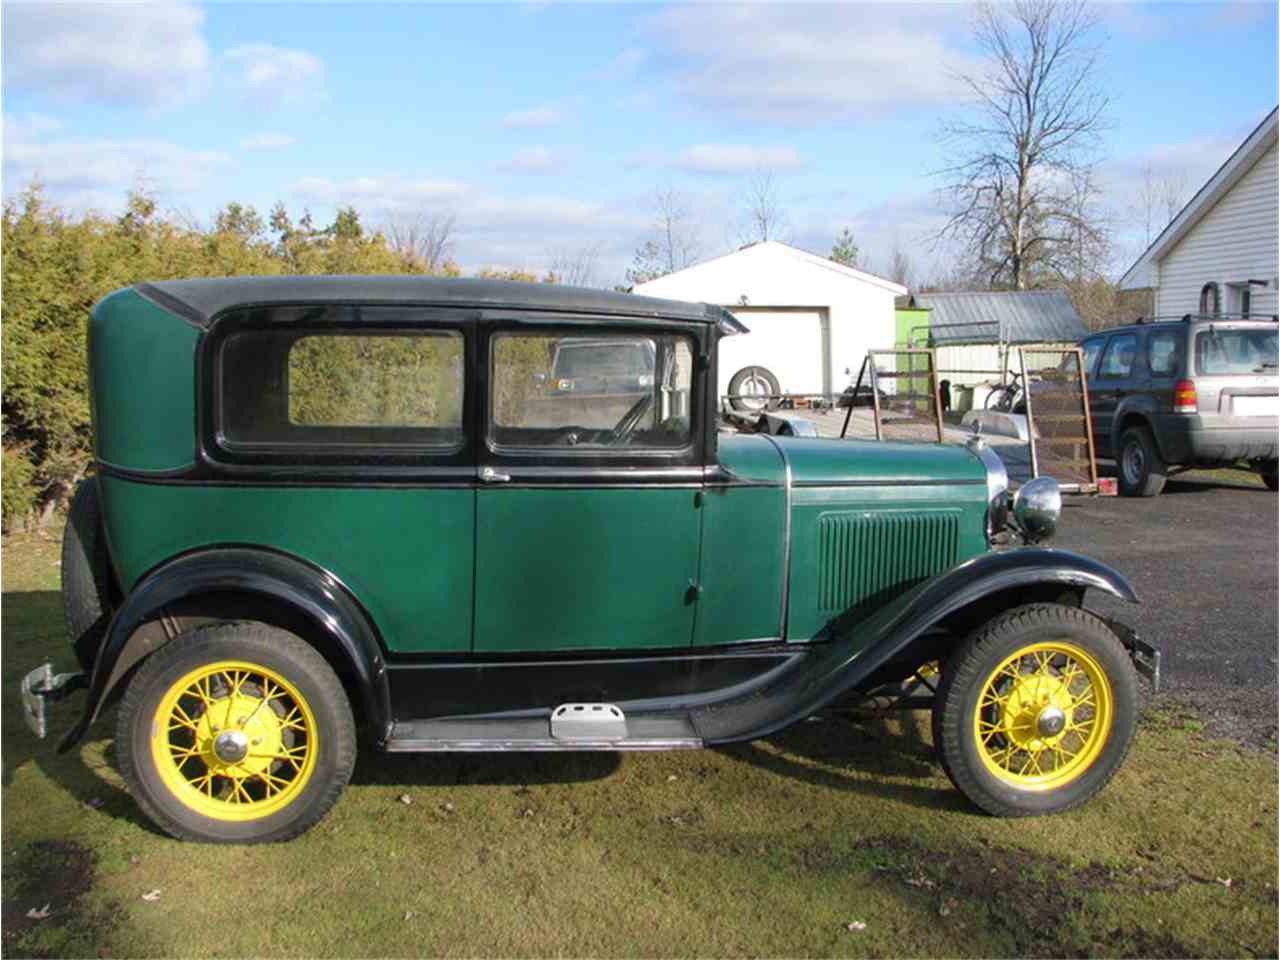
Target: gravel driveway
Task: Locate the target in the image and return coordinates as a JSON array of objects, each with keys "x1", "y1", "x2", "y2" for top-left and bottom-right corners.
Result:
[{"x1": 1053, "y1": 471, "x2": 1278, "y2": 749}]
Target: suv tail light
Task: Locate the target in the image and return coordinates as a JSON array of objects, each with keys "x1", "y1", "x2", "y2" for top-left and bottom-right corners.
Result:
[{"x1": 1173, "y1": 380, "x2": 1197, "y2": 414}]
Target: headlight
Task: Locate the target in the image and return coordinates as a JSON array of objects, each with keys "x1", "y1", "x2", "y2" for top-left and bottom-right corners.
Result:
[
  {"x1": 966, "y1": 437, "x2": 1009, "y2": 538},
  {"x1": 1012, "y1": 477, "x2": 1062, "y2": 543}
]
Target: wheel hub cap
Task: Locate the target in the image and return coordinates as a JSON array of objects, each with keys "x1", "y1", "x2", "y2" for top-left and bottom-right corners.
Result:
[
  {"x1": 212, "y1": 729, "x2": 249, "y2": 763},
  {"x1": 1036, "y1": 705, "x2": 1067, "y2": 738}
]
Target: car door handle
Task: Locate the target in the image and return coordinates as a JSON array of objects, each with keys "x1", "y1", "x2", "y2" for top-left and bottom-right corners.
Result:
[{"x1": 480, "y1": 467, "x2": 511, "y2": 484}]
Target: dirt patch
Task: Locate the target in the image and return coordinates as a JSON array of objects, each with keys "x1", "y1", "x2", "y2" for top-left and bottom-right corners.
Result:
[
  {"x1": 850, "y1": 835, "x2": 1199, "y2": 958},
  {"x1": 1, "y1": 840, "x2": 119, "y2": 959}
]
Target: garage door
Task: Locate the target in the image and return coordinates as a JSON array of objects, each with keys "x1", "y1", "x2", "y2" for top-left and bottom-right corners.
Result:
[{"x1": 719, "y1": 309, "x2": 829, "y2": 399}]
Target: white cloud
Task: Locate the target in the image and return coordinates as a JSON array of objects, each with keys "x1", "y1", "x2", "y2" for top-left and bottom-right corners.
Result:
[
  {"x1": 240, "y1": 132, "x2": 298, "y2": 150},
  {"x1": 502, "y1": 106, "x2": 562, "y2": 129},
  {"x1": 4, "y1": 134, "x2": 232, "y2": 197},
  {"x1": 641, "y1": 4, "x2": 974, "y2": 124},
  {"x1": 225, "y1": 44, "x2": 324, "y2": 105},
  {"x1": 290, "y1": 175, "x2": 470, "y2": 210},
  {"x1": 1, "y1": 0, "x2": 209, "y2": 107},
  {"x1": 501, "y1": 146, "x2": 562, "y2": 175},
  {"x1": 676, "y1": 144, "x2": 803, "y2": 175}
]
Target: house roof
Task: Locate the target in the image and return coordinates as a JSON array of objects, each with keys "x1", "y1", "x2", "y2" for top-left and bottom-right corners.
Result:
[
  {"x1": 634, "y1": 240, "x2": 908, "y2": 297},
  {"x1": 132, "y1": 275, "x2": 736, "y2": 329},
  {"x1": 1120, "y1": 107, "x2": 1279, "y2": 290},
  {"x1": 911, "y1": 290, "x2": 1087, "y2": 345}
]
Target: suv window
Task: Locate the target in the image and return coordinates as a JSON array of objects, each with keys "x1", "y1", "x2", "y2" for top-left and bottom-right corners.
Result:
[
  {"x1": 1195, "y1": 328, "x2": 1279, "y2": 375},
  {"x1": 1080, "y1": 338, "x2": 1105, "y2": 376},
  {"x1": 1148, "y1": 331, "x2": 1182, "y2": 377},
  {"x1": 491, "y1": 331, "x2": 693, "y2": 450},
  {"x1": 1097, "y1": 334, "x2": 1137, "y2": 377}
]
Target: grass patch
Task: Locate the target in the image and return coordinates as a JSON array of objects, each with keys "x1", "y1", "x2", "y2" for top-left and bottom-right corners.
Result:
[{"x1": 3, "y1": 529, "x2": 1277, "y2": 957}]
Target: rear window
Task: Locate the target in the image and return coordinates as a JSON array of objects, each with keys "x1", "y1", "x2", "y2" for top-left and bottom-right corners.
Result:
[
  {"x1": 1195, "y1": 328, "x2": 1279, "y2": 375},
  {"x1": 552, "y1": 341, "x2": 653, "y2": 379}
]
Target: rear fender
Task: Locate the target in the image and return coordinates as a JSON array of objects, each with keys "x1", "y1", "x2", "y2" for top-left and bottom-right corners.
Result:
[{"x1": 58, "y1": 547, "x2": 390, "y2": 753}]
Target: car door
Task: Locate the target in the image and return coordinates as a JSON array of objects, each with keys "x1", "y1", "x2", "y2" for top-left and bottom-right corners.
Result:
[
  {"x1": 473, "y1": 318, "x2": 704, "y2": 653},
  {"x1": 1089, "y1": 333, "x2": 1139, "y2": 457}
]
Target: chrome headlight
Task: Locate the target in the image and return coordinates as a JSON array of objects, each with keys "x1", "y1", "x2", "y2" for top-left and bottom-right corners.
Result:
[
  {"x1": 966, "y1": 436, "x2": 1009, "y2": 537},
  {"x1": 1012, "y1": 477, "x2": 1062, "y2": 543}
]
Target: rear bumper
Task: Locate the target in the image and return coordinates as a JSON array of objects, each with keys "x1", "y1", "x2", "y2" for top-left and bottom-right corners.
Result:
[
  {"x1": 1153, "y1": 414, "x2": 1279, "y2": 465},
  {"x1": 20, "y1": 664, "x2": 87, "y2": 739}
]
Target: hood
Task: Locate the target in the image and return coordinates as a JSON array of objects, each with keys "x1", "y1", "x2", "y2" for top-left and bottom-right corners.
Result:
[{"x1": 773, "y1": 436, "x2": 987, "y2": 487}]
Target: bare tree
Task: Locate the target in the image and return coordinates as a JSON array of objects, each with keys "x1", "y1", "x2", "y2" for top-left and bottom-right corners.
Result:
[
  {"x1": 1132, "y1": 161, "x2": 1190, "y2": 247},
  {"x1": 736, "y1": 167, "x2": 789, "y2": 245},
  {"x1": 384, "y1": 211, "x2": 456, "y2": 272},
  {"x1": 549, "y1": 243, "x2": 603, "y2": 288},
  {"x1": 936, "y1": 0, "x2": 1110, "y2": 289},
  {"x1": 886, "y1": 235, "x2": 915, "y2": 290},
  {"x1": 625, "y1": 186, "x2": 703, "y2": 285}
]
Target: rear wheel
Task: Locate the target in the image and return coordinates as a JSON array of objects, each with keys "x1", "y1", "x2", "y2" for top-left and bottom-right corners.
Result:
[
  {"x1": 728, "y1": 366, "x2": 780, "y2": 412},
  {"x1": 933, "y1": 604, "x2": 1137, "y2": 817},
  {"x1": 116, "y1": 622, "x2": 356, "y2": 843},
  {"x1": 1117, "y1": 425, "x2": 1167, "y2": 497}
]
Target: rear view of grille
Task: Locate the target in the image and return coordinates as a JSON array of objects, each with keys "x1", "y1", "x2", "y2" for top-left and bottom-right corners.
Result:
[{"x1": 817, "y1": 510, "x2": 961, "y2": 613}]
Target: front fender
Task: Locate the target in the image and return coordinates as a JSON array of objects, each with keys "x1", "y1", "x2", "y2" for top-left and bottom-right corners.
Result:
[
  {"x1": 58, "y1": 547, "x2": 391, "y2": 753},
  {"x1": 693, "y1": 548, "x2": 1136, "y2": 744}
]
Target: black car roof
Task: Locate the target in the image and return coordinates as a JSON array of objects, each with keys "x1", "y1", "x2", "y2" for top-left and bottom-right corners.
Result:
[{"x1": 135, "y1": 275, "x2": 740, "y2": 330}]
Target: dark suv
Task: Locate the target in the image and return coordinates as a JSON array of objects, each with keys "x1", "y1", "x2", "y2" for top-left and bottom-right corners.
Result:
[{"x1": 1079, "y1": 315, "x2": 1279, "y2": 496}]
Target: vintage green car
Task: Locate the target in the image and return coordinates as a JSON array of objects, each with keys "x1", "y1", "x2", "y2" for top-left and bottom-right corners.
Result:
[{"x1": 22, "y1": 277, "x2": 1158, "y2": 843}]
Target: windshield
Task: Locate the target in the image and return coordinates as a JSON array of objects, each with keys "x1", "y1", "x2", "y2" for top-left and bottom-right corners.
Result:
[
  {"x1": 553, "y1": 341, "x2": 653, "y2": 379},
  {"x1": 1195, "y1": 328, "x2": 1279, "y2": 375}
]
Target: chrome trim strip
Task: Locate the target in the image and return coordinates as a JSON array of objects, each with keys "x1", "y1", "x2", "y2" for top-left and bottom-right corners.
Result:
[
  {"x1": 966, "y1": 437, "x2": 1009, "y2": 536},
  {"x1": 760, "y1": 435, "x2": 792, "y2": 641},
  {"x1": 384, "y1": 737, "x2": 703, "y2": 753}
]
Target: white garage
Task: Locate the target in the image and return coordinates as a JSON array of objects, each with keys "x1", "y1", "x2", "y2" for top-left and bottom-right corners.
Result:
[{"x1": 633, "y1": 241, "x2": 905, "y2": 405}]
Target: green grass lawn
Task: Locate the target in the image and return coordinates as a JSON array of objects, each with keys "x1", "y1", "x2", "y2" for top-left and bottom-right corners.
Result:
[{"x1": 3, "y1": 529, "x2": 1277, "y2": 958}]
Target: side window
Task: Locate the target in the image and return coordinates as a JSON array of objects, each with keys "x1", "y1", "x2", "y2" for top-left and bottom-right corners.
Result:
[
  {"x1": 1097, "y1": 333, "x2": 1137, "y2": 378},
  {"x1": 216, "y1": 312, "x2": 465, "y2": 453},
  {"x1": 490, "y1": 331, "x2": 693, "y2": 451},
  {"x1": 1080, "y1": 338, "x2": 1105, "y2": 377},
  {"x1": 1147, "y1": 331, "x2": 1181, "y2": 377}
]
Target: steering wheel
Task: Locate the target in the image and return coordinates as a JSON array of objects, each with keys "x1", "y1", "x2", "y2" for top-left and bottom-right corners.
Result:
[{"x1": 608, "y1": 394, "x2": 654, "y2": 446}]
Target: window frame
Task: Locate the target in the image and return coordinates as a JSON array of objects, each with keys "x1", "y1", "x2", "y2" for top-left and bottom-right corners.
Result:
[
  {"x1": 479, "y1": 315, "x2": 707, "y2": 469},
  {"x1": 200, "y1": 304, "x2": 476, "y2": 469},
  {"x1": 1096, "y1": 332, "x2": 1138, "y2": 379},
  {"x1": 1079, "y1": 337, "x2": 1107, "y2": 378}
]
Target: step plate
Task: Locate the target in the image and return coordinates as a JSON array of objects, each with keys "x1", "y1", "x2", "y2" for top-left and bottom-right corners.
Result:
[
  {"x1": 385, "y1": 713, "x2": 701, "y2": 752},
  {"x1": 551, "y1": 702, "x2": 627, "y2": 741}
]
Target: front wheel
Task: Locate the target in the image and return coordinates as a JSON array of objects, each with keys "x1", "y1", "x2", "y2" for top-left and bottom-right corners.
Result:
[
  {"x1": 116, "y1": 622, "x2": 356, "y2": 843},
  {"x1": 933, "y1": 603, "x2": 1138, "y2": 817}
]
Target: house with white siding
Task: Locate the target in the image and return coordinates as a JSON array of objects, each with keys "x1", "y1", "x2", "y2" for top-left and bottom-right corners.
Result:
[{"x1": 1120, "y1": 107, "x2": 1278, "y2": 319}]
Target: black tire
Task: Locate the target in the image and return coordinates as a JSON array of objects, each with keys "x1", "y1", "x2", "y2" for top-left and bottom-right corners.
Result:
[
  {"x1": 61, "y1": 478, "x2": 120, "y2": 672},
  {"x1": 1117, "y1": 425, "x2": 1167, "y2": 497},
  {"x1": 728, "y1": 366, "x2": 781, "y2": 412},
  {"x1": 933, "y1": 603, "x2": 1138, "y2": 818},
  {"x1": 116, "y1": 621, "x2": 356, "y2": 843},
  {"x1": 1261, "y1": 462, "x2": 1279, "y2": 492}
]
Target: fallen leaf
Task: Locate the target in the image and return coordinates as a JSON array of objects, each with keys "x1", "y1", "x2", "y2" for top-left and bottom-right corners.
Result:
[
  {"x1": 1216, "y1": 876, "x2": 1233, "y2": 889},
  {"x1": 845, "y1": 921, "x2": 867, "y2": 932},
  {"x1": 442, "y1": 802, "x2": 454, "y2": 813},
  {"x1": 141, "y1": 889, "x2": 161, "y2": 902},
  {"x1": 403, "y1": 911, "x2": 415, "y2": 921},
  {"x1": 667, "y1": 774, "x2": 678, "y2": 782},
  {"x1": 26, "y1": 904, "x2": 52, "y2": 920},
  {"x1": 939, "y1": 897, "x2": 959, "y2": 917},
  {"x1": 398, "y1": 794, "x2": 412, "y2": 806}
]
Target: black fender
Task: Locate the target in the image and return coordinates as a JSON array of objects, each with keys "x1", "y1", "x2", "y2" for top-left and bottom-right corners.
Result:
[
  {"x1": 692, "y1": 548, "x2": 1136, "y2": 745},
  {"x1": 58, "y1": 547, "x2": 390, "y2": 753}
]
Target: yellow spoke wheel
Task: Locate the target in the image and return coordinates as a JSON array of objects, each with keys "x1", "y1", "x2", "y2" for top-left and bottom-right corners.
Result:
[
  {"x1": 151, "y1": 660, "x2": 319, "y2": 821},
  {"x1": 973, "y1": 641, "x2": 1113, "y2": 791}
]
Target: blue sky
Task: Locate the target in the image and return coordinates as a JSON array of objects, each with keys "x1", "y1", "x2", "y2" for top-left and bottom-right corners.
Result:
[{"x1": 3, "y1": 1, "x2": 1277, "y2": 287}]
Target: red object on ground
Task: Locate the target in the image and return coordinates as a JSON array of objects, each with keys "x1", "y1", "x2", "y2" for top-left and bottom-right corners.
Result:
[{"x1": 1097, "y1": 477, "x2": 1118, "y2": 496}]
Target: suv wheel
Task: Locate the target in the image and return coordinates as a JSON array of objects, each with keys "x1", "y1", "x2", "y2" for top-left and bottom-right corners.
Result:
[
  {"x1": 116, "y1": 622, "x2": 356, "y2": 843},
  {"x1": 1260, "y1": 461, "x2": 1278, "y2": 492},
  {"x1": 933, "y1": 604, "x2": 1138, "y2": 817},
  {"x1": 1117, "y1": 425, "x2": 1166, "y2": 497}
]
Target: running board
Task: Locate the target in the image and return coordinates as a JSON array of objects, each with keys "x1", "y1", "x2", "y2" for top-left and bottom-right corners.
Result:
[{"x1": 385, "y1": 711, "x2": 701, "y2": 752}]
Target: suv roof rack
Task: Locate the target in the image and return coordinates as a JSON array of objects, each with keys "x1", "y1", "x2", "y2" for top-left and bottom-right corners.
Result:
[{"x1": 1132, "y1": 313, "x2": 1279, "y2": 325}]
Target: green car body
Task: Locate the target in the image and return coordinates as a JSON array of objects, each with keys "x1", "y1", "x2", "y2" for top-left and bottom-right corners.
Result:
[{"x1": 25, "y1": 276, "x2": 1154, "y2": 842}]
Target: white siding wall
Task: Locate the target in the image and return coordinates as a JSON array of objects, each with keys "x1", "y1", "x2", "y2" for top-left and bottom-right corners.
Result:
[{"x1": 1156, "y1": 140, "x2": 1279, "y2": 318}]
